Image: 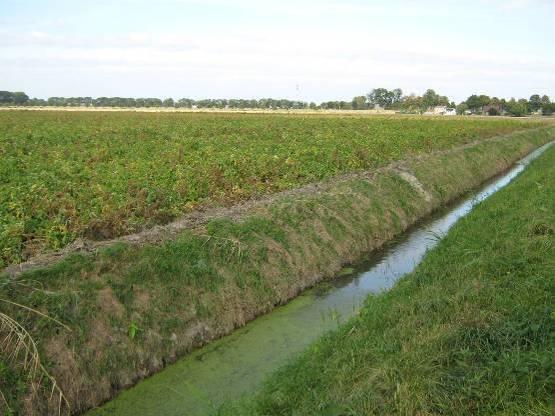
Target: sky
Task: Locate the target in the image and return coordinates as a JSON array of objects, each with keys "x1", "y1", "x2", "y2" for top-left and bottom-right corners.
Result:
[{"x1": 1, "y1": 0, "x2": 554, "y2": 103}]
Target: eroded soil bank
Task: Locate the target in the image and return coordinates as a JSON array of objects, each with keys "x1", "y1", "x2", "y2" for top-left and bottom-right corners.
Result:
[
  {"x1": 1, "y1": 127, "x2": 554, "y2": 415},
  {"x1": 89, "y1": 141, "x2": 554, "y2": 416},
  {"x1": 215, "y1": 141, "x2": 555, "y2": 416}
]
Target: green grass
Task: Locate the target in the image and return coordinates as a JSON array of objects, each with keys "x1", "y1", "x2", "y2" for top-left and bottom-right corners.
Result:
[
  {"x1": 0, "y1": 111, "x2": 547, "y2": 266},
  {"x1": 0, "y1": 127, "x2": 552, "y2": 414},
  {"x1": 216, "y1": 145, "x2": 555, "y2": 415}
]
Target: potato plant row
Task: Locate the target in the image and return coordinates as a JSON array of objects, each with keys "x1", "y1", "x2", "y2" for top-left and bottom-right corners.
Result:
[{"x1": 0, "y1": 111, "x2": 543, "y2": 267}]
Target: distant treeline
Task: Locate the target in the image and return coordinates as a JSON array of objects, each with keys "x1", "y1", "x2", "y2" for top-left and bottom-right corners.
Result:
[
  {"x1": 0, "y1": 89, "x2": 553, "y2": 116},
  {"x1": 358, "y1": 88, "x2": 554, "y2": 116},
  {"x1": 0, "y1": 92, "x2": 311, "y2": 110}
]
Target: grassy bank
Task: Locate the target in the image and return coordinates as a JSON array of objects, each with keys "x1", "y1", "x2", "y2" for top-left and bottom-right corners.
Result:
[
  {"x1": 217, "y1": 141, "x2": 555, "y2": 415},
  {"x1": 0, "y1": 127, "x2": 553, "y2": 414},
  {"x1": 0, "y1": 111, "x2": 546, "y2": 267}
]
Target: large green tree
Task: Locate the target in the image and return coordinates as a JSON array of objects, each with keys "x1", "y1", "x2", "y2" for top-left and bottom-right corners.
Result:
[
  {"x1": 391, "y1": 88, "x2": 403, "y2": 108},
  {"x1": 367, "y1": 88, "x2": 393, "y2": 108},
  {"x1": 422, "y1": 89, "x2": 444, "y2": 109},
  {"x1": 505, "y1": 98, "x2": 528, "y2": 116},
  {"x1": 12, "y1": 92, "x2": 29, "y2": 105},
  {"x1": 366, "y1": 88, "x2": 404, "y2": 109},
  {"x1": 528, "y1": 94, "x2": 542, "y2": 112},
  {"x1": 351, "y1": 95, "x2": 367, "y2": 110},
  {"x1": 400, "y1": 94, "x2": 423, "y2": 113},
  {"x1": 162, "y1": 98, "x2": 175, "y2": 107},
  {"x1": 0, "y1": 91, "x2": 14, "y2": 104},
  {"x1": 540, "y1": 95, "x2": 552, "y2": 115},
  {"x1": 465, "y1": 94, "x2": 490, "y2": 113}
]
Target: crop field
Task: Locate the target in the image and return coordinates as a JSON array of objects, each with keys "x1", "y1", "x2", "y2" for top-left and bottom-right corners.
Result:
[{"x1": 0, "y1": 110, "x2": 546, "y2": 267}]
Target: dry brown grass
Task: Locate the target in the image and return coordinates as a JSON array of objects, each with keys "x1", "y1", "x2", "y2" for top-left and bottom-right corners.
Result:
[{"x1": 0, "y1": 298, "x2": 70, "y2": 415}]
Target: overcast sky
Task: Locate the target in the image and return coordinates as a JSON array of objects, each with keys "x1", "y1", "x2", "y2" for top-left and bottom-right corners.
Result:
[{"x1": 1, "y1": 0, "x2": 554, "y2": 103}]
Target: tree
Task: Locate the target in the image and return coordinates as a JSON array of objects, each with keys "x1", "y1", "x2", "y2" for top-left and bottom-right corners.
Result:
[
  {"x1": 367, "y1": 88, "x2": 393, "y2": 108},
  {"x1": 529, "y1": 94, "x2": 542, "y2": 112},
  {"x1": 528, "y1": 94, "x2": 542, "y2": 112},
  {"x1": 465, "y1": 94, "x2": 491, "y2": 113},
  {"x1": 422, "y1": 89, "x2": 440, "y2": 110},
  {"x1": 0, "y1": 91, "x2": 29, "y2": 105},
  {"x1": 478, "y1": 95, "x2": 491, "y2": 109},
  {"x1": 518, "y1": 98, "x2": 529, "y2": 113},
  {"x1": 107, "y1": 97, "x2": 124, "y2": 107},
  {"x1": 366, "y1": 88, "x2": 403, "y2": 109},
  {"x1": 456, "y1": 102, "x2": 469, "y2": 115},
  {"x1": 0, "y1": 91, "x2": 14, "y2": 104},
  {"x1": 505, "y1": 98, "x2": 528, "y2": 117},
  {"x1": 465, "y1": 95, "x2": 483, "y2": 113},
  {"x1": 47, "y1": 97, "x2": 66, "y2": 106},
  {"x1": 538, "y1": 95, "x2": 552, "y2": 115},
  {"x1": 351, "y1": 95, "x2": 367, "y2": 110},
  {"x1": 489, "y1": 97, "x2": 503, "y2": 112},
  {"x1": 176, "y1": 98, "x2": 192, "y2": 108},
  {"x1": 28, "y1": 98, "x2": 47, "y2": 106},
  {"x1": 541, "y1": 103, "x2": 553, "y2": 116},
  {"x1": 162, "y1": 98, "x2": 175, "y2": 108},
  {"x1": 391, "y1": 88, "x2": 403, "y2": 108},
  {"x1": 145, "y1": 98, "x2": 162, "y2": 107},
  {"x1": 400, "y1": 94, "x2": 423, "y2": 113}
]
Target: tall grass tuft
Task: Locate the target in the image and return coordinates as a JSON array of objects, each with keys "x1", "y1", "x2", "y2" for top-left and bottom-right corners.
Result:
[{"x1": 0, "y1": 294, "x2": 70, "y2": 415}]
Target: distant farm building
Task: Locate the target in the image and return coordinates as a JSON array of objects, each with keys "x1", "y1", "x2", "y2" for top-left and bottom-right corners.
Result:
[{"x1": 426, "y1": 106, "x2": 457, "y2": 116}]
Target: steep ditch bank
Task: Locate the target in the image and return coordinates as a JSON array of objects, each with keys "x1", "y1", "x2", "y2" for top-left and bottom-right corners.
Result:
[
  {"x1": 90, "y1": 141, "x2": 554, "y2": 416},
  {"x1": 1, "y1": 127, "x2": 554, "y2": 415},
  {"x1": 216, "y1": 141, "x2": 555, "y2": 416}
]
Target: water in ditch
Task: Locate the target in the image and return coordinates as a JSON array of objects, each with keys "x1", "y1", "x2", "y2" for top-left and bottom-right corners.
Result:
[{"x1": 90, "y1": 142, "x2": 553, "y2": 416}]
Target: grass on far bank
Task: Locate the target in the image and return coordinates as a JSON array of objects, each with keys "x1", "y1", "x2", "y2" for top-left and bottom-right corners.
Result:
[{"x1": 216, "y1": 145, "x2": 555, "y2": 415}]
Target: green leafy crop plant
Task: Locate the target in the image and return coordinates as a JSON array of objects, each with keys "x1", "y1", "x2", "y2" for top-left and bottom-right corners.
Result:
[{"x1": 0, "y1": 111, "x2": 546, "y2": 267}]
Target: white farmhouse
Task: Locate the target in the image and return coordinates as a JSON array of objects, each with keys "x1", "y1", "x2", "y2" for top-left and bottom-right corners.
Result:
[{"x1": 431, "y1": 105, "x2": 456, "y2": 116}]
